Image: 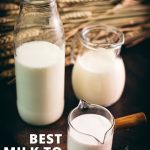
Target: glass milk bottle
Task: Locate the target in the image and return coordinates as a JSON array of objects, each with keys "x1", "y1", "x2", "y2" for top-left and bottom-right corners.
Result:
[
  {"x1": 14, "y1": 0, "x2": 65, "y2": 125},
  {"x1": 72, "y1": 25, "x2": 125, "y2": 106}
]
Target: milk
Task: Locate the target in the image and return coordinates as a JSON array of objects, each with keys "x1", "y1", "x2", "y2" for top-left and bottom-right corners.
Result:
[
  {"x1": 72, "y1": 50, "x2": 125, "y2": 106},
  {"x1": 67, "y1": 114, "x2": 113, "y2": 150},
  {"x1": 15, "y1": 41, "x2": 65, "y2": 125}
]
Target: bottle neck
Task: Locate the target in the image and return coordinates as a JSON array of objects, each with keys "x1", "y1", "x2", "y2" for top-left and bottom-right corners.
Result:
[
  {"x1": 15, "y1": 0, "x2": 64, "y2": 49},
  {"x1": 21, "y1": 0, "x2": 57, "y2": 14},
  {"x1": 22, "y1": 0, "x2": 56, "y2": 10},
  {"x1": 16, "y1": 0, "x2": 59, "y2": 29}
]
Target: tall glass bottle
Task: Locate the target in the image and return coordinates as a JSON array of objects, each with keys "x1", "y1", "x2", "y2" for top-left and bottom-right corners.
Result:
[{"x1": 14, "y1": 0, "x2": 65, "y2": 125}]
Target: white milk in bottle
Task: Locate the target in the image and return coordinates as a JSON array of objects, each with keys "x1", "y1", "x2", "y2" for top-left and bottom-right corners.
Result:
[
  {"x1": 15, "y1": 41, "x2": 65, "y2": 125},
  {"x1": 67, "y1": 114, "x2": 113, "y2": 150},
  {"x1": 72, "y1": 50, "x2": 125, "y2": 106}
]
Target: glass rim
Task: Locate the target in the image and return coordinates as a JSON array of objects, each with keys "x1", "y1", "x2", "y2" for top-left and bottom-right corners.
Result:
[
  {"x1": 68, "y1": 101, "x2": 115, "y2": 144},
  {"x1": 78, "y1": 24, "x2": 124, "y2": 51}
]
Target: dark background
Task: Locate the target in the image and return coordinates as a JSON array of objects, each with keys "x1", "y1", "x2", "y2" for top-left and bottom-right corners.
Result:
[{"x1": 0, "y1": 38, "x2": 150, "y2": 150}]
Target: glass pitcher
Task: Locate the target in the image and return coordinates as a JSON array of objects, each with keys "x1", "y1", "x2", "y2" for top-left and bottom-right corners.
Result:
[
  {"x1": 72, "y1": 24, "x2": 125, "y2": 106},
  {"x1": 67, "y1": 100, "x2": 115, "y2": 150},
  {"x1": 14, "y1": 0, "x2": 65, "y2": 125}
]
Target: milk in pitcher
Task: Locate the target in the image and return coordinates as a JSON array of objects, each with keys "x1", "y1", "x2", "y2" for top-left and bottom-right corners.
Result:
[{"x1": 72, "y1": 50, "x2": 125, "y2": 106}]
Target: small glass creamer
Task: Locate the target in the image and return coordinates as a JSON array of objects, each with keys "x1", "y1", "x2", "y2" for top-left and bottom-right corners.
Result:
[{"x1": 67, "y1": 100, "x2": 115, "y2": 150}]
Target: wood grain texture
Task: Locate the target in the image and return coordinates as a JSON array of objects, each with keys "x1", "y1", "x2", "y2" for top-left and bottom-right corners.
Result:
[{"x1": 115, "y1": 112, "x2": 147, "y2": 129}]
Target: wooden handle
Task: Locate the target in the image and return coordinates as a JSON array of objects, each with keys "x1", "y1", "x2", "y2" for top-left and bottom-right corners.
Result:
[{"x1": 115, "y1": 112, "x2": 147, "y2": 129}]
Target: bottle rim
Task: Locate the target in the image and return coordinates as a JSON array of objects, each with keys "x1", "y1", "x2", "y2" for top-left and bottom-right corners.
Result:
[{"x1": 24, "y1": 0, "x2": 55, "y2": 5}]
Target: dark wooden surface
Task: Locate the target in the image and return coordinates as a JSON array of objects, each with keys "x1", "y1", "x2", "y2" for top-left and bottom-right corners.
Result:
[{"x1": 0, "y1": 39, "x2": 150, "y2": 150}]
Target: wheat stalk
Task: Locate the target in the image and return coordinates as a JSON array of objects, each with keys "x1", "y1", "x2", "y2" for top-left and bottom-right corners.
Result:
[
  {"x1": 0, "y1": 33, "x2": 14, "y2": 44},
  {"x1": 4, "y1": 9, "x2": 19, "y2": 16},
  {"x1": 58, "y1": 0, "x2": 99, "y2": 4},
  {"x1": 0, "y1": 68, "x2": 14, "y2": 78},
  {"x1": 0, "y1": 42, "x2": 14, "y2": 50},
  {"x1": 0, "y1": 17, "x2": 16, "y2": 24},
  {"x1": 61, "y1": 11, "x2": 92, "y2": 20},
  {"x1": 0, "y1": 3, "x2": 19, "y2": 10},
  {"x1": 0, "y1": 49, "x2": 14, "y2": 58}
]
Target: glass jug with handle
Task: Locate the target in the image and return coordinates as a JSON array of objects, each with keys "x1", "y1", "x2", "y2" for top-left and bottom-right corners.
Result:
[{"x1": 72, "y1": 24, "x2": 125, "y2": 106}]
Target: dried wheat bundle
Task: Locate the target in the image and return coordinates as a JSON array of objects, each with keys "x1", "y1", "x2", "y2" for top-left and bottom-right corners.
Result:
[{"x1": 1, "y1": 0, "x2": 150, "y2": 79}]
